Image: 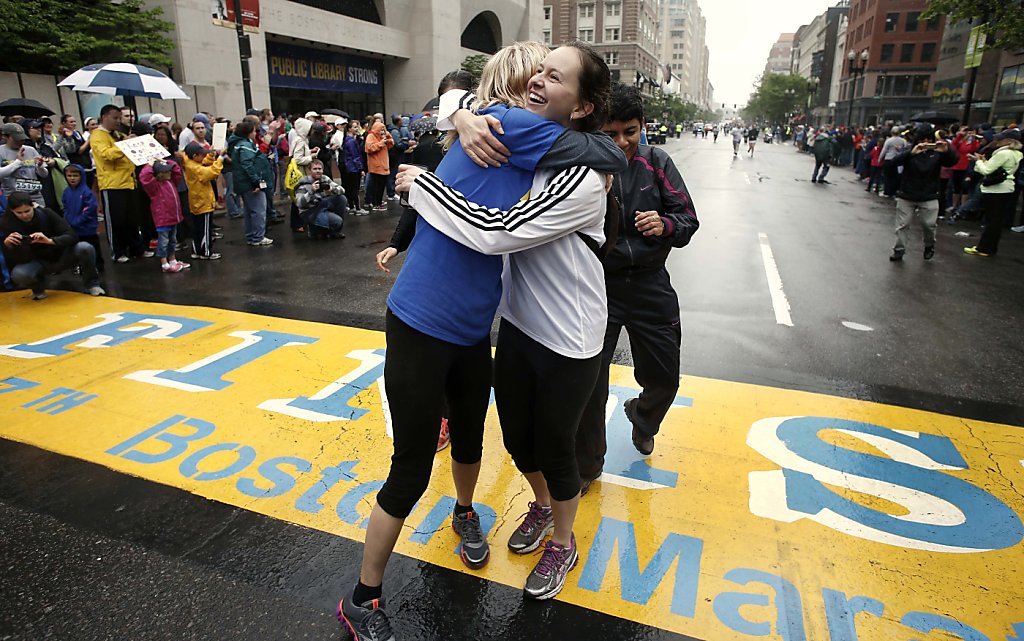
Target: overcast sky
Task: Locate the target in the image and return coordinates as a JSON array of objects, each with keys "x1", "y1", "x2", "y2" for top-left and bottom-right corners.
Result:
[{"x1": 702, "y1": 0, "x2": 840, "y2": 108}]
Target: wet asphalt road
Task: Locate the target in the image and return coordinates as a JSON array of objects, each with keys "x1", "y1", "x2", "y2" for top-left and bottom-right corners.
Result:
[{"x1": 1, "y1": 134, "x2": 1022, "y2": 641}]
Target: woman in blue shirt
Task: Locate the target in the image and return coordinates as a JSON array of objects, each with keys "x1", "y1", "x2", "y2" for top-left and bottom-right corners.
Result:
[{"x1": 338, "y1": 41, "x2": 625, "y2": 641}]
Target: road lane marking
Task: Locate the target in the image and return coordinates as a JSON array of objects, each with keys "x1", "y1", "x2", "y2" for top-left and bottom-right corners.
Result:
[
  {"x1": 758, "y1": 232, "x2": 793, "y2": 327},
  {"x1": 842, "y1": 321, "x2": 875, "y2": 332}
]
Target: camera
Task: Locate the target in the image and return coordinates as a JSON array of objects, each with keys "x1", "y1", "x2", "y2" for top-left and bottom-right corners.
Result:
[{"x1": 318, "y1": 177, "x2": 330, "y2": 191}]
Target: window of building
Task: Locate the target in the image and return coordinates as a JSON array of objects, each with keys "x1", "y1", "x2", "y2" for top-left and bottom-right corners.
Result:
[
  {"x1": 875, "y1": 75, "x2": 886, "y2": 96},
  {"x1": 900, "y1": 43, "x2": 915, "y2": 63},
  {"x1": 880, "y1": 44, "x2": 894, "y2": 63},
  {"x1": 605, "y1": 27, "x2": 620, "y2": 41},
  {"x1": 542, "y1": 30, "x2": 550, "y2": 44},
  {"x1": 606, "y1": 2, "x2": 621, "y2": 16},
  {"x1": 926, "y1": 16, "x2": 940, "y2": 31},
  {"x1": 579, "y1": 4, "x2": 594, "y2": 18},
  {"x1": 912, "y1": 75, "x2": 930, "y2": 95},
  {"x1": 885, "y1": 13, "x2": 898, "y2": 32},
  {"x1": 892, "y1": 74, "x2": 910, "y2": 96},
  {"x1": 670, "y1": 30, "x2": 683, "y2": 38},
  {"x1": 856, "y1": 25, "x2": 863, "y2": 42},
  {"x1": 606, "y1": 51, "x2": 619, "y2": 66},
  {"x1": 906, "y1": 12, "x2": 920, "y2": 32},
  {"x1": 921, "y1": 42, "x2": 936, "y2": 62},
  {"x1": 287, "y1": 0, "x2": 382, "y2": 23},
  {"x1": 543, "y1": 6, "x2": 551, "y2": 20},
  {"x1": 578, "y1": 28, "x2": 594, "y2": 42},
  {"x1": 1000, "y1": 64, "x2": 1024, "y2": 96},
  {"x1": 866, "y1": 17, "x2": 873, "y2": 36}
]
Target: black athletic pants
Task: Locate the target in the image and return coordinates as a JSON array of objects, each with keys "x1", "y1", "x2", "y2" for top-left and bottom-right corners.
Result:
[
  {"x1": 376, "y1": 309, "x2": 492, "y2": 519},
  {"x1": 101, "y1": 188, "x2": 143, "y2": 259},
  {"x1": 341, "y1": 171, "x2": 362, "y2": 211},
  {"x1": 576, "y1": 271, "x2": 682, "y2": 481},
  {"x1": 494, "y1": 319, "x2": 601, "y2": 502},
  {"x1": 368, "y1": 173, "x2": 388, "y2": 207}
]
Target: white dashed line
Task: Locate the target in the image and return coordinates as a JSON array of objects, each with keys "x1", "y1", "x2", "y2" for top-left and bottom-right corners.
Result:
[
  {"x1": 842, "y1": 321, "x2": 874, "y2": 332},
  {"x1": 758, "y1": 232, "x2": 793, "y2": 327}
]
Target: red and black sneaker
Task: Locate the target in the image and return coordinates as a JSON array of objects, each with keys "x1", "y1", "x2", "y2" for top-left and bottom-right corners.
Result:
[
  {"x1": 337, "y1": 594, "x2": 395, "y2": 641},
  {"x1": 452, "y1": 509, "x2": 490, "y2": 569}
]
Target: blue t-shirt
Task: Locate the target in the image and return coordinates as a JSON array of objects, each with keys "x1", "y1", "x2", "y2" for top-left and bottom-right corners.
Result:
[{"x1": 387, "y1": 104, "x2": 564, "y2": 345}]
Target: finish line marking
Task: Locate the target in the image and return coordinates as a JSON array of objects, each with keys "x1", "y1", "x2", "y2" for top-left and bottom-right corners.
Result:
[
  {"x1": 758, "y1": 232, "x2": 793, "y2": 327},
  {"x1": 2, "y1": 293, "x2": 1023, "y2": 641}
]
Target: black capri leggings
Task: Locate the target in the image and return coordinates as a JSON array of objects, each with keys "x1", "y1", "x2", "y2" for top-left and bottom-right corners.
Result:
[
  {"x1": 375, "y1": 309, "x2": 492, "y2": 519},
  {"x1": 494, "y1": 319, "x2": 601, "y2": 502},
  {"x1": 952, "y1": 170, "x2": 968, "y2": 195}
]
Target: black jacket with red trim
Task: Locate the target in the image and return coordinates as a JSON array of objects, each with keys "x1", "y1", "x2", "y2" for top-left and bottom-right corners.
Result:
[{"x1": 604, "y1": 145, "x2": 699, "y2": 274}]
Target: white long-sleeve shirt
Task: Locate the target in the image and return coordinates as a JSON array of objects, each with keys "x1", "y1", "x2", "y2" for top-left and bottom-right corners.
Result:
[{"x1": 408, "y1": 166, "x2": 608, "y2": 359}]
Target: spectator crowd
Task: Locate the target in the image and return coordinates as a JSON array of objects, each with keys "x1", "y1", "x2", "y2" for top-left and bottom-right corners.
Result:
[{"x1": 0, "y1": 84, "x2": 471, "y2": 294}]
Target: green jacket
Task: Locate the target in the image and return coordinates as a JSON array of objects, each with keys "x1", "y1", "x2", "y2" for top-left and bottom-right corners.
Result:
[
  {"x1": 813, "y1": 133, "x2": 837, "y2": 162},
  {"x1": 231, "y1": 135, "x2": 272, "y2": 193}
]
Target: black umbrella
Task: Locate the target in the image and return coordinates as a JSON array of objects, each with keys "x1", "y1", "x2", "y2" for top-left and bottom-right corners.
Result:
[
  {"x1": 422, "y1": 97, "x2": 440, "y2": 112},
  {"x1": 910, "y1": 111, "x2": 959, "y2": 126},
  {"x1": 0, "y1": 98, "x2": 55, "y2": 118},
  {"x1": 321, "y1": 108, "x2": 349, "y2": 118}
]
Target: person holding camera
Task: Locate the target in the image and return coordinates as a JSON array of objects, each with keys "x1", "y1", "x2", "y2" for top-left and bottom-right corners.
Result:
[
  {"x1": 888, "y1": 124, "x2": 958, "y2": 262},
  {"x1": 294, "y1": 159, "x2": 346, "y2": 239},
  {"x1": 964, "y1": 128, "x2": 1022, "y2": 257}
]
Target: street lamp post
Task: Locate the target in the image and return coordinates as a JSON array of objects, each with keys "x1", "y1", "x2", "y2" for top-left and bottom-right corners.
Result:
[
  {"x1": 845, "y1": 49, "x2": 869, "y2": 127},
  {"x1": 877, "y1": 73, "x2": 888, "y2": 126}
]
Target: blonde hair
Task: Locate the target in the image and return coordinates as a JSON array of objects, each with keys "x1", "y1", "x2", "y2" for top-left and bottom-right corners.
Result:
[
  {"x1": 475, "y1": 41, "x2": 549, "y2": 110},
  {"x1": 444, "y1": 41, "x2": 549, "y2": 150}
]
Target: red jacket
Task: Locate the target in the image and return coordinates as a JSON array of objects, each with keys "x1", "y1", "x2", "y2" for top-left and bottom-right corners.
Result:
[
  {"x1": 952, "y1": 134, "x2": 981, "y2": 171},
  {"x1": 140, "y1": 162, "x2": 184, "y2": 228},
  {"x1": 870, "y1": 146, "x2": 883, "y2": 167}
]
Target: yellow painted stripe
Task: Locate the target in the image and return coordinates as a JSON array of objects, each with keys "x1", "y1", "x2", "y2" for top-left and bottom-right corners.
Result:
[{"x1": 1, "y1": 292, "x2": 1022, "y2": 641}]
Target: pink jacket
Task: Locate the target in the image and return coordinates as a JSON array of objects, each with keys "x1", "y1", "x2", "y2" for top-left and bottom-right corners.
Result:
[{"x1": 140, "y1": 162, "x2": 184, "y2": 228}]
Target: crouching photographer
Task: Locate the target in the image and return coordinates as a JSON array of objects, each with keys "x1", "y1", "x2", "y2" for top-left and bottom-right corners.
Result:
[{"x1": 295, "y1": 159, "x2": 347, "y2": 239}]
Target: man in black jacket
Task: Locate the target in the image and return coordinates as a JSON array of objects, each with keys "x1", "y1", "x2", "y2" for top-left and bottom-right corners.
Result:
[
  {"x1": 890, "y1": 124, "x2": 959, "y2": 262},
  {"x1": 0, "y1": 191, "x2": 105, "y2": 299},
  {"x1": 576, "y1": 83, "x2": 700, "y2": 494}
]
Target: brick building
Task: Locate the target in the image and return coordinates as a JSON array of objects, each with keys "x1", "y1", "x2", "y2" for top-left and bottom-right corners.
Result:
[
  {"x1": 543, "y1": 0, "x2": 662, "y2": 95},
  {"x1": 836, "y1": 0, "x2": 945, "y2": 126}
]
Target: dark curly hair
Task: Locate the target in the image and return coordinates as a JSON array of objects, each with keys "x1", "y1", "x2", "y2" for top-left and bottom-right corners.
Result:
[
  {"x1": 607, "y1": 83, "x2": 645, "y2": 124},
  {"x1": 563, "y1": 41, "x2": 610, "y2": 132}
]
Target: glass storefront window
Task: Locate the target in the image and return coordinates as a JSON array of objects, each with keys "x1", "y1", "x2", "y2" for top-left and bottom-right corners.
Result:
[{"x1": 999, "y1": 65, "x2": 1023, "y2": 96}]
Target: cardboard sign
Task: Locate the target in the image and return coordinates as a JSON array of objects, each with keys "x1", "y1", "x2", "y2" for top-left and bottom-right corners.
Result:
[
  {"x1": 211, "y1": 122, "x2": 228, "y2": 152},
  {"x1": 113, "y1": 135, "x2": 169, "y2": 167}
]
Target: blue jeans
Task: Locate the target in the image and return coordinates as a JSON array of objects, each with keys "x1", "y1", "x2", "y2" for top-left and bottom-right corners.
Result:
[
  {"x1": 242, "y1": 188, "x2": 268, "y2": 242},
  {"x1": 303, "y1": 194, "x2": 347, "y2": 237},
  {"x1": 224, "y1": 172, "x2": 242, "y2": 218},
  {"x1": 11, "y1": 242, "x2": 100, "y2": 292},
  {"x1": 156, "y1": 226, "x2": 177, "y2": 258},
  {"x1": 0, "y1": 250, "x2": 11, "y2": 289}
]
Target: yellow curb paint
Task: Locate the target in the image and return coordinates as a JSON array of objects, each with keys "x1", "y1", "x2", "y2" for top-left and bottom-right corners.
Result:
[{"x1": 2, "y1": 291, "x2": 1023, "y2": 641}]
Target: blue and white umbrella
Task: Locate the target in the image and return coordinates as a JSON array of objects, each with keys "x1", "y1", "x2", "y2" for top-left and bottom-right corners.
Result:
[{"x1": 58, "y1": 63, "x2": 190, "y2": 100}]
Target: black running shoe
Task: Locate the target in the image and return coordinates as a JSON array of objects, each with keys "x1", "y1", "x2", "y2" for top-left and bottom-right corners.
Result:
[
  {"x1": 625, "y1": 398, "x2": 655, "y2": 455},
  {"x1": 452, "y1": 510, "x2": 490, "y2": 569},
  {"x1": 889, "y1": 250, "x2": 904, "y2": 262},
  {"x1": 337, "y1": 595, "x2": 395, "y2": 641},
  {"x1": 923, "y1": 246, "x2": 935, "y2": 260}
]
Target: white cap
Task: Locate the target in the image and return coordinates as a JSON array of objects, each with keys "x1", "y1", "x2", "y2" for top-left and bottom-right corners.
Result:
[
  {"x1": 305, "y1": 110, "x2": 320, "y2": 119},
  {"x1": 149, "y1": 113, "x2": 172, "y2": 126}
]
